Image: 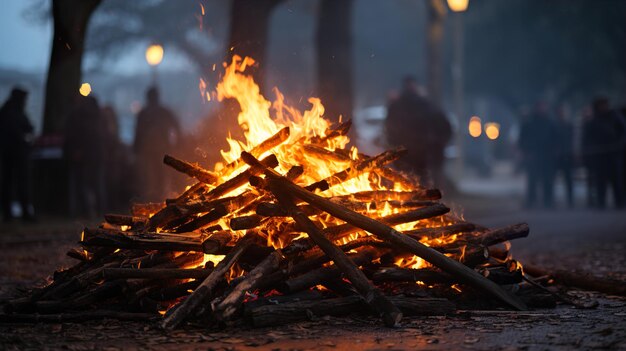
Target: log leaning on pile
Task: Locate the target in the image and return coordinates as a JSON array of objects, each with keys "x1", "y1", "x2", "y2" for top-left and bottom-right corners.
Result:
[{"x1": 241, "y1": 151, "x2": 528, "y2": 311}]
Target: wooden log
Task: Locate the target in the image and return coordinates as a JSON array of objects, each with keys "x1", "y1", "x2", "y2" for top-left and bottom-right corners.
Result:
[
  {"x1": 203, "y1": 154, "x2": 278, "y2": 201},
  {"x1": 371, "y1": 267, "x2": 453, "y2": 284},
  {"x1": 81, "y1": 228, "x2": 209, "y2": 253},
  {"x1": 103, "y1": 268, "x2": 212, "y2": 280},
  {"x1": 174, "y1": 205, "x2": 228, "y2": 233},
  {"x1": 481, "y1": 267, "x2": 523, "y2": 285},
  {"x1": 161, "y1": 232, "x2": 258, "y2": 330},
  {"x1": 279, "y1": 248, "x2": 379, "y2": 294},
  {"x1": 523, "y1": 264, "x2": 626, "y2": 296},
  {"x1": 473, "y1": 223, "x2": 529, "y2": 247},
  {"x1": 221, "y1": 126, "x2": 290, "y2": 176},
  {"x1": 269, "y1": 187, "x2": 402, "y2": 327},
  {"x1": 0, "y1": 311, "x2": 156, "y2": 323},
  {"x1": 305, "y1": 147, "x2": 407, "y2": 192},
  {"x1": 323, "y1": 204, "x2": 450, "y2": 242},
  {"x1": 131, "y1": 202, "x2": 165, "y2": 217},
  {"x1": 309, "y1": 119, "x2": 352, "y2": 144},
  {"x1": 230, "y1": 215, "x2": 263, "y2": 230},
  {"x1": 104, "y1": 214, "x2": 147, "y2": 228},
  {"x1": 302, "y1": 144, "x2": 351, "y2": 163},
  {"x1": 375, "y1": 166, "x2": 417, "y2": 188},
  {"x1": 248, "y1": 296, "x2": 454, "y2": 327},
  {"x1": 163, "y1": 154, "x2": 218, "y2": 184},
  {"x1": 332, "y1": 189, "x2": 442, "y2": 202},
  {"x1": 213, "y1": 251, "x2": 283, "y2": 322},
  {"x1": 404, "y1": 223, "x2": 476, "y2": 240},
  {"x1": 149, "y1": 280, "x2": 201, "y2": 301},
  {"x1": 240, "y1": 151, "x2": 526, "y2": 311}
]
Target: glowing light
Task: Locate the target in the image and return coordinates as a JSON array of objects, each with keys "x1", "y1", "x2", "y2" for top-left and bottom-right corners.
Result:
[
  {"x1": 79, "y1": 83, "x2": 91, "y2": 97},
  {"x1": 484, "y1": 122, "x2": 500, "y2": 140},
  {"x1": 447, "y1": 0, "x2": 469, "y2": 12},
  {"x1": 145, "y1": 44, "x2": 164, "y2": 66},
  {"x1": 468, "y1": 116, "x2": 482, "y2": 138}
]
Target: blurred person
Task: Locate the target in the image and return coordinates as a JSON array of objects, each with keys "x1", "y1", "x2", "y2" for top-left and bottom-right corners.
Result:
[
  {"x1": 518, "y1": 101, "x2": 558, "y2": 208},
  {"x1": 64, "y1": 95, "x2": 106, "y2": 218},
  {"x1": 385, "y1": 76, "x2": 451, "y2": 188},
  {"x1": 0, "y1": 87, "x2": 35, "y2": 222},
  {"x1": 582, "y1": 97, "x2": 626, "y2": 208},
  {"x1": 134, "y1": 87, "x2": 181, "y2": 201},
  {"x1": 101, "y1": 105, "x2": 131, "y2": 211},
  {"x1": 581, "y1": 106, "x2": 597, "y2": 207},
  {"x1": 554, "y1": 104, "x2": 574, "y2": 207}
]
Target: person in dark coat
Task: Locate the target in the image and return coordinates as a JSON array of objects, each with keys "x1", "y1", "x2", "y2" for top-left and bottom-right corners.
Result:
[
  {"x1": 583, "y1": 98, "x2": 626, "y2": 208},
  {"x1": 0, "y1": 87, "x2": 35, "y2": 222},
  {"x1": 385, "y1": 76, "x2": 452, "y2": 187},
  {"x1": 134, "y1": 87, "x2": 181, "y2": 201},
  {"x1": 518, "y1": 101, "x2": 559, "y2": 208},
  {"x1": 554, "y1": 104, "x2": 574, "y2": 207},
  {"x1": 64, "y1": 95, "x2": 106, "y2": 218}
]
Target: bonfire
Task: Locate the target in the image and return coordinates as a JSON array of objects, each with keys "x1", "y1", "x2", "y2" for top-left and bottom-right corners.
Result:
[{"x1": 7, "y1": 55, "x2": 591, "y2": 329}]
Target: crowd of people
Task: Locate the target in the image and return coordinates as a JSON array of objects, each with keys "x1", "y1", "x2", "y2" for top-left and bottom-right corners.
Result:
[
  {"x1": 0, "y1": 85, "x2": 181, "y2": 222},
  {"x1": 518, "y1": 98, "x2": 626, "y2": 209}
]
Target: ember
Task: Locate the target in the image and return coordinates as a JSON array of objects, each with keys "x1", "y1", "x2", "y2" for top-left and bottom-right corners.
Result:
[{"x1": 7, "y1": 56, "x2": 573, "y2": 329}]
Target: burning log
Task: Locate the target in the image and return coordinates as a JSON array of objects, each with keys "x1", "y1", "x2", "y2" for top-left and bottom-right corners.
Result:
[
  {"x1": 161, "y1": 232, "x2": 258, "y2": 330},
  {"x1": 163, "y1": 154, "x2": 218, "y2": 185},
  {"x1": 272, "y1": 188, "x2": 403, "y2": 326},
  {"x1": 242, "y1": 151, "x2": 527, "y2": 311}
]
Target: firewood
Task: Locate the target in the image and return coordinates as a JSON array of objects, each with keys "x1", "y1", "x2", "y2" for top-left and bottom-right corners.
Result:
[
  {"x1": 174, "y1": 205, "x2": 229, "y2": 233},
  {"x1": 161, "y1": 231, "x2": 258, "y2": 330},
  {"x1": 371, "y1": 267, "x2": 453, "y2": 284},
  {"x1": 203, "y1": 154, "x2": 278, "y2": 201},
  {"x1": 323, "y1": 204, "x2": 450, "y2": 242},
  {"x1": 230, "y1": 214, "x2": 263, "y2": 230},
  {"x1": 404, "y1": 222, "x2": 476, "y2": 240},
  {"x1": 221, "y1": 126, "x2": 290, "y2": 176},
  {"x1": 305, "y1": 147, "x2": 407, "y2": 192},
  {"x1": 523, "y1": 264, "x2": 626, "y2": 296},
  {"x1": 247, "y1": 296, "x2": 454, "y2": 327},
  {"x1": 278, "y1": 248, "x2": 379, "y2": 294},
  {"x1": 103, "y1": 268, "x2": 212, "y2": 280},
  {"x1": 240, "y1": 151, "x2": 527, "y2": 311},
  {"x1": 131, "y1": 202, "x2": 165, "y2": 217},
  {"x1": 104, "y1": 214, "x2": 147, "y2": 228},
  {"x1": 473, "y1": 223, "x2": 529, "y2": 247},
  {"x1": 163, "y1": 154, "x2": 218, "y2": 184},
  {"x1": 331, "y1": 189, "x2": 441, "y2": 202},
  {"x1": 269, "y1": 187, "x2": 402, "y2": 327}
]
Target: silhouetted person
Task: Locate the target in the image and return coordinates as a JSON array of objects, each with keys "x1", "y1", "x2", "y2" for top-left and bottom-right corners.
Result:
[
  {"x1": 385, "y1": 76, "x2": 451, "y2": 187},
  {"x1": 101, "y1": 105, "x2": 130, "y2": 211},
  {"x1": 583, "y1": 97, "x2": 626, "y2": 208},
  {"x1": 134, "y1": 87, "x2": 181, "y2": 201},
  {"x1": 581, "y1": 106, "x2": 597, "y2": 207},
  {"x1": 64, "y1": 95, "x2": 106, "y2": 218},
  {"x1": 518, "y1": 101, "x2": 558, "y2": 208},
  {"x1": 0, "y1": 87, "x2": 35, "y2": 222},
  {"x1": 555, "y1": 104, "x2": 574, "y2": 207}
]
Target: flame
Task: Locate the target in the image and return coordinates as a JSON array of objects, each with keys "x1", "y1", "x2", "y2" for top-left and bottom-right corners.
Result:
[{"x1": 183, "y1": 55, "x2": 466, "y2": 271}]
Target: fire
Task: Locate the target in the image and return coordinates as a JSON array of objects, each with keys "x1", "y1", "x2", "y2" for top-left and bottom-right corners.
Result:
[{"x1": 180, "y1": 55, "x2": 464, "y2": 271}]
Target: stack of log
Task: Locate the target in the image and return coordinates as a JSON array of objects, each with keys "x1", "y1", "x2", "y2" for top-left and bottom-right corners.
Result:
[{"x1": 4, "y1": 121, "x2": 594, "y2": 329}]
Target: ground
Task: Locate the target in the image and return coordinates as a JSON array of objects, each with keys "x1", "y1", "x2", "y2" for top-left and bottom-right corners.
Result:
[{"x1": 1, "y1": 175, "x2": 625, "y2": 350}]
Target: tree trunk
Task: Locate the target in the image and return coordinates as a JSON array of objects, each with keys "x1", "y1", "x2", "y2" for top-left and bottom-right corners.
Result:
[
  {"x1": 42, "y1": 0, "x2": 101, "y2": 134},
  {"x1": 426, "y1": 0, "x2": 447, "y2": 105},
  {"x1": 315, "y1": 0, "x2": 354, "y2": 125},
  {"x1": 227, "y1": 0, "x2": 283, "y2": 93}
]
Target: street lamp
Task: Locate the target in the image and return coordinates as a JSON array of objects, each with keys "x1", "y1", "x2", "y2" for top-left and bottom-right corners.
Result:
[
  {"x1": 447, "y1": 0, "x2": 469, "y2": 12},
  {"x1": 447, "y1": 0, "x2": 468, "y2": 178},
  {"x1": 484, "y1": 123, "x2": 500, "y2": 140},
  {"x1": 145, "y1": 44, "x2": 164, "y2": 84}
]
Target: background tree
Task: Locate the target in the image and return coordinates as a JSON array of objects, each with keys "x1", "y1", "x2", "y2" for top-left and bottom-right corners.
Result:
[
  {"x1": 316, "y1": 0, "x2": 354, "y2": 124},
  {"x1": 42, "y1": 0, "x2": 101, "y2": 134},
  {"x1": 463, "y1": 0, "x2": 626, "y2": 109}
]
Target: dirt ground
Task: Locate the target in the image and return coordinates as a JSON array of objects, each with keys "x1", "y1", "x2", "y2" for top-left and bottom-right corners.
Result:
[{"x1": 1, "y1": 194, "x2": 625, "y2": 351}]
